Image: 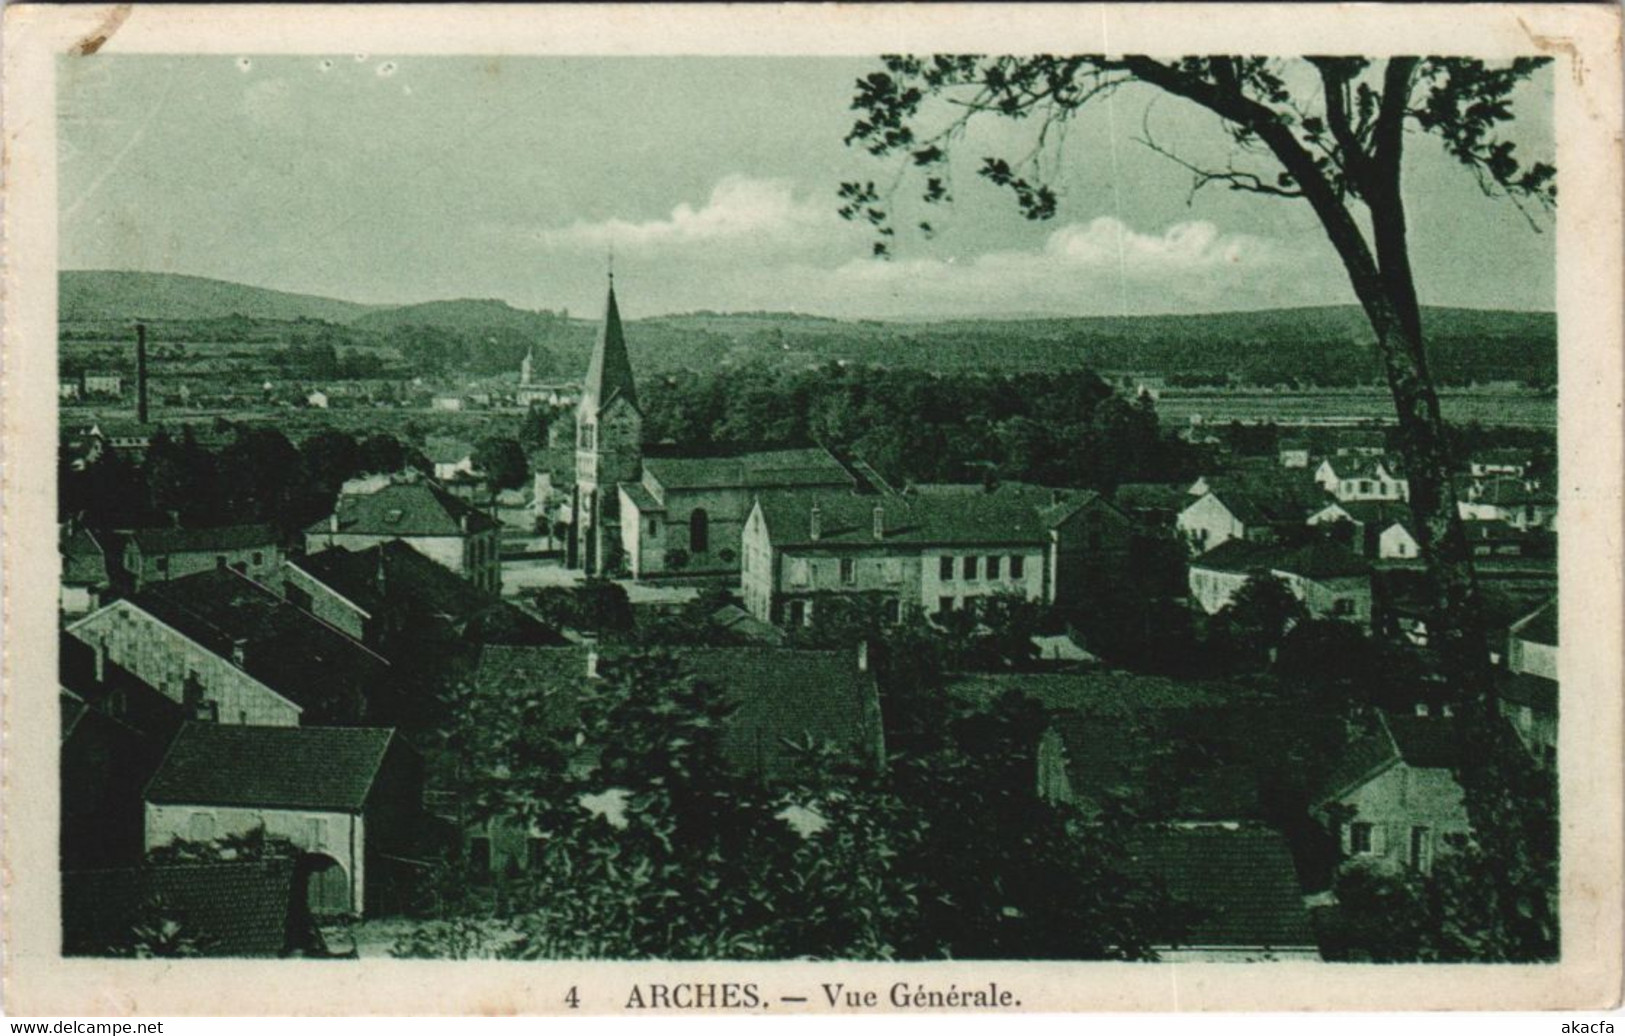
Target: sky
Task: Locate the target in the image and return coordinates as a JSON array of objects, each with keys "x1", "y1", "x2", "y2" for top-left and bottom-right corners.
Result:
[{"x1": 57, "y1": 55, "x2": 1556, "y2": 321}]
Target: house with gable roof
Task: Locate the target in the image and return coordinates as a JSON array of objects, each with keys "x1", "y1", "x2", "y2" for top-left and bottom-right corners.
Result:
[
  {"x1": 1315, "y1": 713, "x2": 1470, "y2": 874},
  {"x1": 123, "y1": 523, "x2": 284, "y2": 592},
  {"x1": 305, "y1": 475, "x2": 502, "y2": 594},
  {"x1": 1176, "y1": 477, "x2": 1328, "y2": 555},
  {"x1": 1187, "y1": 539, "x2": 1374, "y2": 623},
  {"x1": 1307, "y1": 500, "x2": 1420, "y2": 560},
  {"x1": 1313, "y1": 455, "x2": 1409, "y2": 503},
  {"x1": 143, "y1": 723, "x2": 423, "y2": 916},
  {"x1": 61, "y1": 523, "x2": 113, "y2": 615}
]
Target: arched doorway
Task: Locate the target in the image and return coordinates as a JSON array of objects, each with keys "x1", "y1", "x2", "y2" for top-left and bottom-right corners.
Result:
[{"x1": 301, "y1": 853, "x2": 352, "y2": 916}]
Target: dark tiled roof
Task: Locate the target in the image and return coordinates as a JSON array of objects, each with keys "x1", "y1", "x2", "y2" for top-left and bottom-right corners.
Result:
[
  {"x1": 583, "y1": 282, "x2": 638, "y2": 412},
  {"x1": 757, "y1": 482, "x2": 1051, "y2": 549},
  {"x1": 424, "y1": 438, "x2": 475, "y2": 464},
  {"x1": 1202, "y1": 479, "x2": 1328, "y2": 528},
  {"x1": 643, "y1": 447, "x2": 855, "y2": 492},
  {"x1": 289, "y1": 542, "x2": 557, "y2": 645},
  {"x1": 1513, "y1": 598, "x2": 1558, "y2": 647},
  {"x1": 1477, "y1": 478, "x2": 1556, "y2": 507},
  {"x1": 1383, "y1": 714, "x2": 1461, "y2": 769},
  {"x1": 619, "y1": 481, "x2": 664, "y2": 512},
  {"x1": 1192, "y1": 539, "x2": 1372, "y2": 580},
  {"x1": 1113, "y1": 482, "x2": 1192, "y2": 514},
  {"x1": 1322, "y1": 500, "x2": 1413, "y2": 528},
  {"x1": 128, "y1": 523, "x2": 280, "y2": 556},
  {"x1": 1472, "y1": 448, "x2": 1533, "y2": 468},
  {"x1": 951, "y1": 670, "x2": 1243, "y2": 718},
  {"x1": 61, "y1": 526, "x2": 112, "y2": 587},
  {"x1": 132, "y1": 568, "x2": 388, "y2": 719},
  {"x1": 1499, "y1": 671, "x2": 1558, "y2": 714},
  {"x1": 61, "y1": 859, "x2": 302, "y2": 957},
  {"x1": 685, "y1": 648, "x2": 883, "y2": 781},
  {"x1": 1127, "y1": 825, "x2": 1315, "y2": 949},
  {"x1": 146, "y1": 723, "x2": 396, "y2": 811},
  {"x1": 308, "y1": 482, "x2": 498, "y2": 538}
]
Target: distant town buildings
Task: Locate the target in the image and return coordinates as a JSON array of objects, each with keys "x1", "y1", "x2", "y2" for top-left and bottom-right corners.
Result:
[{"x1": 305, "y1": 475, "x2": 502, "y2": 594}]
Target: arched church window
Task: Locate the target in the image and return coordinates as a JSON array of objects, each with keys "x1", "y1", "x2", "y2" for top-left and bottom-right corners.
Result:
[{"x1": 690, "y1": 508, "x2": 710, "y2": 554}]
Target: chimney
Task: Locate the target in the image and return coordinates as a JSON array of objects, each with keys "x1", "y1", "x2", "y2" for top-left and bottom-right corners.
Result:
[
  {"x1": 94, "y1": 640, "x2": 109, "y2": 683},
  {"x1": 585, "y1": 647, "x2": 600, "y2": 679},
  {"x1": 329, "y1": 512, "x2": 340, "y2": 534},
  {"x1": 135, "y1": 323, "x2": 149, "y2": 425},
  {"x1": 856, "y1": 639, "x2": 869, "y2": 673},
  {"x1": 809, "y1": 504, "x2": 822, "y2": 541},
  {"x1": 461, "y1": 513, "x2": 471, "y2": 534},
  {"x1": 872, "y1": 505, "x2": 884, "y2": 541},
  {"x1": 231, "y1": 638, "x2": 247, "y2": 667}
]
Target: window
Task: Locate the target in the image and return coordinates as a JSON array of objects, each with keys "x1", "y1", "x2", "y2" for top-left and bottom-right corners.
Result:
[
  {"x1": 252, "y1": 551, "x2": 264, "y2": 566},
  {"x1": 1360, "y1": 480, "x2": 1374, "y2": 495},
  {"x1": 238, "y1": 710, "x2": 248, "y2": 725},
  {"x1": 1010, "y1": 555, "x2": 1025, "y2": 579},
  {"x1": 1332, "y1": 598, "x2": 1354, "y2": 617},
  {"x1": 787, "y1": 600, "x2": 807, "y2": 627},
  {"x1": 1349, "y1": 821, "x2": 1374, "y2": 855},
  {"x1": 883, "y1": 599, "x2": 901, "y2": 624},
  {"x1": 963, "y1": 556, "x2": 978, "y2": 581},
  {"x1": 648, "y1": 518, "x2": 660, "y2": 536},
  {"x1": 689, "y1": 509, "x2": 710, "y2": 553},
  {"x1": 840, "y1": 558, "x2": 856, "y2": 585},
  {"x1": 986, "y1": 555, "x2": 1001, "y2": 580},
  {"x1": 155, "y1": 556, "x2": 169, "y2": 574},
  {"x1": 939, "y1": 556, "x2": 954, "y2": 581},
  {"x1": 938, "y1": 596, "x2": 954, "y2": 615},
  {"x1": 1409, "y1": 826, "x2": 1431, "y2": 871},
  {"x1": 790, "y1": 559, "x2": 810, "y2": 587},
  {"x1": 215, "y1": 554, "x2": 228, "y2": 569}
]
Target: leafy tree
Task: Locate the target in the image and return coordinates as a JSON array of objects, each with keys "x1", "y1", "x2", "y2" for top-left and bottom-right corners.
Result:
[
  {"x1": 1220, "y1": 574, "x2": 1309, "y2": 663},
  {"x1": 840, "y1": 58, "x2": 1560, "y2": 957},
  {"x1": 474, "y1": 435, "x2": 528, "y2": 490}
]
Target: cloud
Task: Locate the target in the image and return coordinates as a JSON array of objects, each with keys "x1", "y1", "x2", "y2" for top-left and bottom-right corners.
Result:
[{"x1": 534, "y1": 175, "x2": 842, "y2": 252}]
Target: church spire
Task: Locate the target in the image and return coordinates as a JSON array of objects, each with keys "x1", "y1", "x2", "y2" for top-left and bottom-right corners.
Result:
[{"x1": 582, "y1": 274, "x2": 637, "y2": 413}]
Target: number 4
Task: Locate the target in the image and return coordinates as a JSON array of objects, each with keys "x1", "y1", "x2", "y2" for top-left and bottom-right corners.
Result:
[{"x1": 565, "y1": 987, "x2": 580, "y2": 1010}]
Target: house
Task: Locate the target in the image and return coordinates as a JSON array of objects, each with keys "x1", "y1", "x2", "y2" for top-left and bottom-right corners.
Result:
[
  {"x1": 66, "y1": 567, "x2": 392, "y2": 728},
  {"x1": 60, "y1": 378, "x2": 83, "y2": 400},
  {"x1": 60, "y1": 632, "x2": 184, "y2": 745},
  {"x1": 1306, "y1": 501, "x2": 1420, "y2": 560},
  {"x1": 305, "y1": 476, "x2": 502, "y2": 594},
  {"x1": 618, "y1": 447, "x2": 865, "y2": 578},
  {"x1": 1329, "y1": 429, "x2": 1389, "y2": 457},
  {"x1": 61, "y1": 858, "x2": 317, "y2": 957},
  {"x1": 143, "y1": 724, "x2": 424, "y2": 916},
  {"x1": 426, "y1": 438, "x2": 478, "y2": 482},
  {"x1": 1458, "y1": 477, "x2": 1558, "y2": 531},
  {"x1": 1313, "y1": 455, "x2": 1409, "y2": 503},
  {"x1": 306, "y1": 390, "x2": 330, "y2": 409},
  {"x1": 1315, "y1": 713, "x2": 1470, "y2": 875},
  {"x1": 61, "y1": 524, "x2": 113, "y2": 615},
  {"x1": 1506, "y1": 597, "x2": 1557, "y2": 681},
  {"x1": 122, "y1": 523, "x2": 284, "y2": 592},
  {"x1": 1034, "y1": 704, "x2": 1326, "y2": 960},
  {"x1": 742, "y1": 484, "x2": 1056, "y2": 628},
  {"x1": 1462, "y1": 518, "x2": 1531, "y2": 558},
  {"x1": 83, "y1": 373, "x2": 124, "y2": 397},
  {"x1": 430, "y1": 394, "x2": 464, "y2": 412},
  {"x1": 1177, "y1": 478, "x2": 1326, "y2": 554},
  {"x1": 1469, "y1": 448, "x2": 1533, "y2": 478},
  {"x1": 1278, "y1": 438, "x2": 1312, "y2": 468},
  {"x1": 1188, "y1": 539, "x2": 1373, "y2": 623},
  {"x1": 280, "y1": 541, "x2": 560, "y2": 649},
  {"x1": 77, "y1": 420, "x2": 153, "y2": 457}
]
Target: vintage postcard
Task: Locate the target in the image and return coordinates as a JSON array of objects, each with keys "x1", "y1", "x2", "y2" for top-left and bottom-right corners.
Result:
[{"x1": 3, "y1": 2, "x2": 1621, "y2": 1017}]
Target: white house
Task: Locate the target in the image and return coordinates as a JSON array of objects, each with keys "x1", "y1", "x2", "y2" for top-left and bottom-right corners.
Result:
[
  {"x1": 1316, "y1": 713, "x2": 1470, "y2": 875},
  {"x1": 1307, "y1": 500, "x2": 1420, "y2": 560},
  {"x1": 1188, "y1": 539, "x2": 1373, "y2": 624},
  {"x1": 1507, "y1": 598, "x2": 1557, "y2": 682},
  {"x1": 143, "y1": 724, "x2": 422, "y2": 916},
  {"x1": 306, "y1": 390, "x2": 330, "y2": 409},
  {"x1": 1313, "y1": 455, "x2": 1409, "y2": 503}
]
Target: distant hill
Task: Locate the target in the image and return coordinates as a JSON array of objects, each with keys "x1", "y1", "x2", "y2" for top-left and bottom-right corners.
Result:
[
  {"x1": 60, "y1": 270, "x2": 380, "y2": 324},
  {"x1": 349, "y1": 297, "x2": 565, "y2": 336},
  {"x1": 57, "y1": 270, "x2": 1555, "y2": 384}
]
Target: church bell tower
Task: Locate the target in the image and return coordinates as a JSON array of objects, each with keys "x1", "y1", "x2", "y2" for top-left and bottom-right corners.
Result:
[{"x1": 569, "y1": 275, "x2": 642, "y2": 574}]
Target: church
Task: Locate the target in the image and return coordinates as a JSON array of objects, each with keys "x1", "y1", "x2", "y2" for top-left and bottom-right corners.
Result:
[{"x1": 568, "y1": 278, "x2": 869, "y2": 578}]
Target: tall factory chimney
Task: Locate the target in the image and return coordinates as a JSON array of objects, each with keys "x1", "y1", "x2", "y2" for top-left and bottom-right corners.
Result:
[{"x1": 135, "y1": 322, "x2": 149, "y2": 425}]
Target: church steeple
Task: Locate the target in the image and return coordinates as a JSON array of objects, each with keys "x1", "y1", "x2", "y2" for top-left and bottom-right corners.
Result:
[{"x1": 581, "y1": 276, "x2": 638, "y2": 414}]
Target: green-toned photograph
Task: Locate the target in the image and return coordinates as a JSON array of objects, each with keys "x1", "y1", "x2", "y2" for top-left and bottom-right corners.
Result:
[{"x1": 55, "y1": 48, "x2": 1560, "y2": 966}]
